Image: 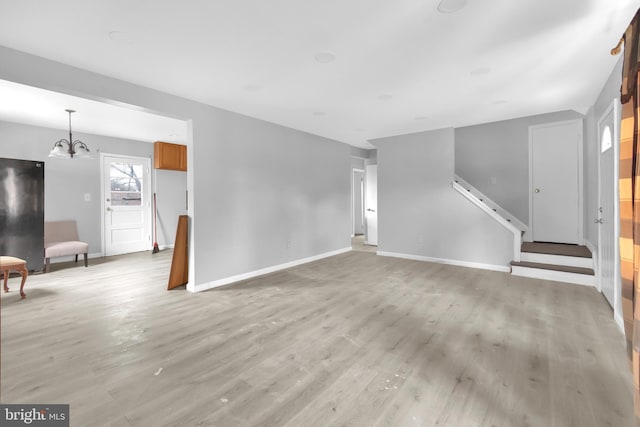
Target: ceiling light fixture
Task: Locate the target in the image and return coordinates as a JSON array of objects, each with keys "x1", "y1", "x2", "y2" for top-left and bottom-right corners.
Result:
[
  {"x1": 378, "y1": 94, "x2": 393, "y2": 101},
  {"x1": 437, "y1": 0, "x2": 467, "y2": 13},
  {"x1": 48, "y1": 109, "x2": 91, "y2": 159}
]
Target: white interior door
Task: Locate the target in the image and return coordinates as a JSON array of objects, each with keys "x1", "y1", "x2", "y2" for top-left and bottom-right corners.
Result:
[
  {"x1": 365, "y1": 165, "x2": 378, "y2": 246},
  {"x1": 353, "y1": 169, "x2": 365, "y2": 235},
  {"x1": 530, "y1": 120, "x2": 582, "y2": 244},
  {"x1": 102, "y1": 154, "x2": 152, "y2": 256},
  {"x1": 597, "y1": 101, "x2": 619, "y2": 309}
]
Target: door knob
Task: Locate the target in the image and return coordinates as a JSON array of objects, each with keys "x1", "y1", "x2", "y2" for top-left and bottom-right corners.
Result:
[
  {"x1": 107, "y1": 207, "x2": 112, "y2": 211},
  {"x1": 367, "y1": 208, "x2": 376, "y2": 212},
  {"x1": 594, "y1": 218, "x2": 603, "y2": 224},
  {"x1": 534, "y1": 188, "x2": 540, "y2": 193}
]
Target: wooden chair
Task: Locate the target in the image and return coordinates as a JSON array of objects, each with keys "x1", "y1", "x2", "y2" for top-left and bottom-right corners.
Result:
[
  {"x1": 0, "y1": 256, "x2": 28, "y2": 299},
  {"x1": 44, "y1": 220, "x2": 89, "y2": 273}
]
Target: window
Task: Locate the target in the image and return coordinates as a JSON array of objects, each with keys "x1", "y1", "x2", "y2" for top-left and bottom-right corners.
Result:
[
  {"x1": 109, "y1": 162, "x2": 143, "y2": 206},
  {"x1": 601, "y1": 125, "x2": 612, "y2": 153}
]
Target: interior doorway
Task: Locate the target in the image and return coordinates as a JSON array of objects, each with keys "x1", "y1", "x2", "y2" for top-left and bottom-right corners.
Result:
[
  {"x1": 528, "y1": 119, "x2": 583, "y2": 244},
  {"x1": 365, "y1": 164, "x2": 378, "y2": 246},
  {"x1": 353, "y1": 169, "x2": 365, "y2": 236}
]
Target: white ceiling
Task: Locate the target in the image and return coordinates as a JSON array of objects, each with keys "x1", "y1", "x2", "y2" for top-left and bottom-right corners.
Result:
[
  {"x1": 0, "y1": 79, "x2": 188, "y2": 143},
  {"x1": 0, "y1": 0, "x2": 638, "y2": 148}
]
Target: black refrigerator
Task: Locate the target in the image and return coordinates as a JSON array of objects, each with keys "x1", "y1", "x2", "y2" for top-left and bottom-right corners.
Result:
[{"x1": 0, "y1": 158, "x2": 45, "y2": 271}]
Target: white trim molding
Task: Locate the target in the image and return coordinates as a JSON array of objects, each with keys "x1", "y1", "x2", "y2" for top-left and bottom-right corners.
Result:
[
  {"x1": 192, "y1": 247, "x2": 352, "y2": 293},
  {"x1": 453, "y1": 175, "x2": 527, "y2": 232},
  {"x1": 377, "y1": 251, "x2": 511, "y2": 273}
]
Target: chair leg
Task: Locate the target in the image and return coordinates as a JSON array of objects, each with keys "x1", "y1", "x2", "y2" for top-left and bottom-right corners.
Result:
[
  {"x1": 45, "y1": 258, "x2": 50, "y2": 273},
  {"x1": 19, "y1": 267, "x2": 27, "y2": 299},
  {"x1": 84, "y1": 253, "x2": 88, "y2": 267},
  {"x1": 75, "y1": 254, "x2": 78, "y2": 263},
  {"x1": 2, "y1": 269, "x2": 8, "y2": 293}
]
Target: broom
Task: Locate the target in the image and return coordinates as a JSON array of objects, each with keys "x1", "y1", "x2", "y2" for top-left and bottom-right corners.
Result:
[{"x1": 152, "y1": 192, "x2": 160, "y2": 254}]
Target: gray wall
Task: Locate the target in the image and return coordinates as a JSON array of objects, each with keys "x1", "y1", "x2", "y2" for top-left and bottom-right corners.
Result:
[
  {"x1": 455, "y1": 110, "x2": 583, "y2": 225},
  {"x1": 0, "y1": 46, "x2": 352, "y2": 290},
  {"x1": 154, "y1": 169, "x2": 187, "y2": 248},
  {"x1": 365, "y1": 150, "x2": 377, "y2": 166},
  {"x1": 0, "y1": 120, "x2": 154, "y2": 254},
  {"x1": 206, "y1": 110, "x2": 351, "y2": 280},
  {"x1": 372, "y1": 128, "x2": 513, "y2": 268},
  {"x1": 350, "y1": 157, "x2": 365, "y2": 170},
  {"x1": 349, "y1": 146, "x2": 371, "y2": 159}
]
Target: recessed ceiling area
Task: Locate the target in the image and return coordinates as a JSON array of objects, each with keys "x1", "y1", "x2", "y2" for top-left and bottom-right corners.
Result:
[
  {"x1": 0, "y1": 0, "x2": 637, "y2": 149},
  {"x1": 0, "y1": 79, "x2": 187, "y2": 144}
]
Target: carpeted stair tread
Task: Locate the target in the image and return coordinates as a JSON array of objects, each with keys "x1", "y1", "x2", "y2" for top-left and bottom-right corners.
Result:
[
  {"x1": 521, "y1": 242, "x2": 591, "y2": 258},
  {"x1": 510, "y1": 261, "x2": 594, "y2": 276}
]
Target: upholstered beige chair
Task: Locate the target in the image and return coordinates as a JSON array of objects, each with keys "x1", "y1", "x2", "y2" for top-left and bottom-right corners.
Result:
[
  {"x1": 0, "y1": 256, "x2": 28, "y2": 298},
  {"x1": 44, "y1": 220, "x2": 89, "y2": 273}
]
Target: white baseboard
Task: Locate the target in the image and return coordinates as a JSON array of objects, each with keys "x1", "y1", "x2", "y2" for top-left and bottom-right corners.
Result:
[
  {"x1": 192, "y1": 247, "x2": 353, "y2": 293},
  {"x1": 376, "y1": 251, "x2": 511, "y2": 273},
  {"x1": 615, "y1": 311, "x2": 625, "y2": 335}
]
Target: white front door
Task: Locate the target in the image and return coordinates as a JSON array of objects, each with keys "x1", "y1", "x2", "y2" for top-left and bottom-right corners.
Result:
[
  {"x1": 530, "y1": 120, "x2": 583, "y2": 244},
  {"x1": 102, "y1": 154, "x2": 152, "y2": 256},
  {"x1": 597, "y1": 101, "x2": 619, "y2": 309},
  {"x1": 365, "y1": 165, "x2": 378, "y2": 246}
]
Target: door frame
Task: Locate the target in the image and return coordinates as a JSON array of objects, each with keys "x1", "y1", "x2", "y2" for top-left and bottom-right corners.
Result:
[
  {"x1": 364, "y1": 164, "x2": 378, "y2": 246},
  {"x1": 352, "y1": 168, "x2": 365, "y2": 236},
  {"x1": 100, "y1": 152, "x2": 153, "y2": 256},
  {"x1": 597, "y1": 99, "x2": 622, "y2": 321},
  {"x1": 526, "y1": 119, "x2": 584, "y2": 244}
]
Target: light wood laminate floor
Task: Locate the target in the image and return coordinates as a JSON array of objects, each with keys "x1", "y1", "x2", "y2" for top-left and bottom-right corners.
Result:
[{"x1": 0, "y1": 250, "x2": 632, "y2": 426}]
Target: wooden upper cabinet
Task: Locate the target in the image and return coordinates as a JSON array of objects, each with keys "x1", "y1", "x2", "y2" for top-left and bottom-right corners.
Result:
[{"x1": 154, "y1": 141, "x2": 187, "y2": 171}]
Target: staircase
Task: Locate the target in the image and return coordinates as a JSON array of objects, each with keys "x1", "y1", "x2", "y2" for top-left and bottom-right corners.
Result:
[
  {"x1": 510, "y1": 242, "x2": 595, "y2": 286},
  {"x1": 452, "y1": 175, "x2": 526, "y2": 262},
  {"x1": 452, "y1": 175, "x2": 596, "y2": 286}
]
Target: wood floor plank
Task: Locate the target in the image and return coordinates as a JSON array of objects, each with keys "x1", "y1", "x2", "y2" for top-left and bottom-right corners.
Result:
[{"x1": 1, "y1": 249, "x2": 633, "y2": 426}]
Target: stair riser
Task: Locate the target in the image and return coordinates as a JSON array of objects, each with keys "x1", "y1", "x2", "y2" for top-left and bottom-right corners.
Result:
[
  {"x1": 511, "y1": 266, "x2": 594, "y2": 286},
  {"x1": 520, "y1": 252, "x2": 593, "y2": 269}
]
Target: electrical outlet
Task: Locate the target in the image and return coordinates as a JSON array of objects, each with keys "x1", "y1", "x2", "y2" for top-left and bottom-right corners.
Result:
[
  {"x1": 84, "y1": 193, "x2": 91, "y2": 201},
  {"x1": 490, "y1": 176, "x2": 497, "y2": 185}
]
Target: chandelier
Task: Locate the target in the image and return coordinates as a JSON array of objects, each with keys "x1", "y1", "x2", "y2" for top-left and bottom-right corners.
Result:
[{"x1": 48, "y1": 109, "x2": 91, "y2": 159}]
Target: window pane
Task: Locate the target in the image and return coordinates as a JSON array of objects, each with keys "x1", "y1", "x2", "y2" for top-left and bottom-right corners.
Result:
[
  {"x1": 110, "y1": 162, "x2": 143, "y2": 206},
  {"x1": 601, "y1": 125, "x2": 612, "y2": 153}
]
